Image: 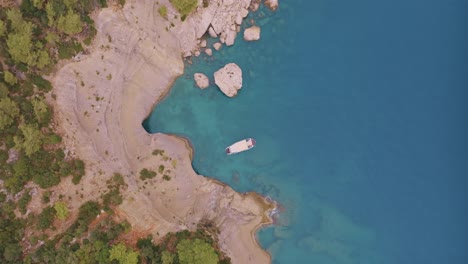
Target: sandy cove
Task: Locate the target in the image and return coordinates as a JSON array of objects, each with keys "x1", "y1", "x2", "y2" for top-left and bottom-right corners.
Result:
[{"x1": 49, "y1": 0, "x2": 275, "y2": 263}]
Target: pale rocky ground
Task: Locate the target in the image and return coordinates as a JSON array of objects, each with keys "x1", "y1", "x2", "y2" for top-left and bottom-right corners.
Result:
[{"x1": 46, "y1": 0, "x2": 278, "y2": 263}]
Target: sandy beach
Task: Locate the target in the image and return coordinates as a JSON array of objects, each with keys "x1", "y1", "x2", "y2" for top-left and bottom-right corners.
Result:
[{"x1": 49, "y1": 1, "x2": 275, "y2": 263}]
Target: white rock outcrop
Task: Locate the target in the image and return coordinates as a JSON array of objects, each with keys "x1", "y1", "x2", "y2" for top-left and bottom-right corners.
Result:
[
  {"x1": 209, "y1": 0, "x2": 251, "y2": 44},
  {"x1": 208, "y1": 26, "x2": 218, "y2": 38},
  {"x1": 172, "y1": 0, "x2": 251, "y2": 54},
  {"x1": 244, "y1": 26, "x2": 261, "y2": 41},
  {"x1": 194, "y1": 73, "x2": 210, "y2": 89},
  {"x1": 265, "y1": 0, "x2": 279, "y2": 11},
  {"x1": 214, "y1": 63, "x2": 243, "y2": 97},
  {"x1": 205, "y1": 48, "x2": 213, "y2": 56},
  {"x1": 213, "y1": 42, "x2": 222, "y2": 50},
  {"x1": 200, "y1": 39, "x2": 207, "y2": 47}
]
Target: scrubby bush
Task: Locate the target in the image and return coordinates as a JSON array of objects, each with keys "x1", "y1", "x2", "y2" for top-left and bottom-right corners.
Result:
[
  {"x1": 170, "y1": 0, "x2": 197, "y2": 20},
  {"x1": 140, "y1": 168, "x2": 157, "y2": 180},
  {"x1": 158, "y1": 6, "x2": 168, "y2": 18}
]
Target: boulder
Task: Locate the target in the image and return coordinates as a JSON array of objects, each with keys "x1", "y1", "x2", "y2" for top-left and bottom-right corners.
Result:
[
  {"x1": 225, "y1": 30, "x2": 237, "y2": 46},
  {"x1": 244, "y1": 26, "x2": 261, "y2": 41},
  {"x1": 235, "y1": 14, "x2": 243, "y2": 25},
  {"x1": 213, "y1": 42, "x2": 222, "y2": 50},
  {"x1": 200, "y1": 39, "x2": 207, "y2": 47},
  {"x1": 214, "y1": 63, "x2": 243, "y2": 97},
  {"x1": 205, "y1": 48, "x2": 213, "y2": 56},
  {"x1": 241, "y1": 8, "x2": 249, "y2": 18},
  {"x1": 265, "y1": 0, "x2": 279, "y2": 11},
  {"x1": 194, "y1": 73, "x2": 210, "y2": 89},
  {"x1": 208, "y1": 26, "x2": 218, "y2": 38}
]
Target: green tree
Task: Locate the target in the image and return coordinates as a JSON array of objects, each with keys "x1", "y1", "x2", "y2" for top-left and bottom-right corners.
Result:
[
  {"x1": 0, "y1": 97, "x2": 20, "y2": 130},
  {"x1": 3, "y1": 71, "x2": 17, "y2": 85},
  {"x1": 35, "y1": 50, "x2": 51, "y2": 69},
  {"x1": 54, "y1": 202, "x2": 69, "y2": 220},
  {"x1": 3, "y1": 243, "x2": 23, "y2": 262},
  {"x1": 33, "y1": 0, "x2": 46, "y2": 9},
  {"x1": 176, "y1": 238, "x2": 219, "y2": 264},
  {"x1": 37, "y1": 206, "x2": 55, "y2": 230},
  {"x1": 161, "y1": 251, "x2": 174, "y2": 264},
  {"x1": 46, "y1": 2, "x2": 56, "y2": 26},
  {"x1": 6, "y1": 9, "x2": 24, "y2": 32},
  {"x1": 16, "y1": 123, "x2": 44, "y2": 156},
  {"x1": 64, "y1": 0, "x2": 78, "y2": 9},
  {"x1": 6, "y1": 22, "x2": 34, "y2": 65},
  {"x1": 0, "y1": 20, "x2": 6, "y2": 37},
  {"x1": 32, "y1": 97, "x2": 50, "y2": 124},
  {"x1": 57, "y1": 10, "x2": 83, "y2": 35},
  {"x1": 0, "y1": 83, "x2": 9, "y2": 98},
  {"x1": 109, "y1": 243, "x2": 139, "y2": 264}
]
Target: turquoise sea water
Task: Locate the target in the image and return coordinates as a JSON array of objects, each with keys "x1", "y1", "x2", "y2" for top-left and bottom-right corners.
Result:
[{"x1": 144, "y1": 0, "x2": 468, "y2": 263}]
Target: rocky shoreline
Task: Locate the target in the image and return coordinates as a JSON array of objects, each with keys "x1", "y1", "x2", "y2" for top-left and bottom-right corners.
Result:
[{"x1": 50, "y1": 0, "x2": 278, "y2": 263}]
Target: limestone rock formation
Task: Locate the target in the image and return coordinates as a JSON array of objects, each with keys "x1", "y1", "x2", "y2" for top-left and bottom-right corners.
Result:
[
  {"x1": 209, "y1": 26, "x2": 218, "y2": 38},
  {"x1": 244, "y1": 26, "x2": 261, "y2": 41},
  {"x1": 194, "y1": 73, "x2": 210, "y2": 89},
  {"x1": 213, "y1": 42, "x2": 222, "y2": 50},
  {"x1": 214, "y1": 63, "x2": 243, "y2": 97},
  {"x1": 205, "y1": 48, "x2": 213, "y2": 56},
  {"x1": 265, "y1": 0, "x2": 279, "y2": 11}
]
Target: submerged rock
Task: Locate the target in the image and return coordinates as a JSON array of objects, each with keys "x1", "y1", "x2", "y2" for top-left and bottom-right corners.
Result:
[
  {"x1": 213, "y1": 42, "x2": 222, "y2": 50},
  {"x1": 244, "y1": 26, "x2": 261, "y2": 41},
  {"x1": 194, "y1": 73, "x2": 210, "y2": 89},
  {"x1": 265, "y1": 0, "x2": 279, "y2": 11},
  {"x1": 200, "y1": 39, "x2": 207, "y2": 48},
  {"x1": 214, "y1": 63, "x2": 243, "y2": 97}
]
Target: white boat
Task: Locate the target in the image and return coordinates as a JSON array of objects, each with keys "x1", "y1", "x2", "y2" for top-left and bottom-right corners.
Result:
[{"x1": 225, "y1": 138, "x2": 256, "y2": 155}]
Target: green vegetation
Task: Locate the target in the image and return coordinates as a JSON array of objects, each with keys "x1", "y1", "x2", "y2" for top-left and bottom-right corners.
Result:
[
  {"x1": 102, "y1": 173, "x2": 127, "y2": 210},
  {"x1": 30, "y1": 207, "x2": 130, "y2": 264},
  {"x1": 177, "y1": 238, "x2": 218, "y2": 264},
  {"x1": 140, "y1": 168, "x2": 157, "y2": 180},
  {"x1": 158, "y1": 164, "x2": 165, "y2": 173},
  {"x1": 169, "y1": 0, "x2": 198, "y2": 21},
  {"x1": 138, "y1": 227, "x2": 231, "y2": 264},
  {"x1": 37, "y1": 206, "x2": 55, "y2": 230},
  {"x1": 152, "y1": 149, "x2": 165, "y2": 156},
  {"x1": 54, "y1": 201, "x2": 69, "y2": 220},
  {"x1": 109, "y1": 243, "x2": 139, "y2": 264},
  {"x1": 0, "y1": 2, "x2": 111, "y2": 263},
  {"x1": 158, "y1": 5, "x2": 168, "y2": 18},
  {"x1": 18, "y1": 190, "x2": 32, "y2": 215}
]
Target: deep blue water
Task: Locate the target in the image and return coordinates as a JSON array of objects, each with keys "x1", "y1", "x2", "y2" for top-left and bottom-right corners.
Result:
[{"x1": 144, "y1": 0, "x2": 468, "y2": 263}]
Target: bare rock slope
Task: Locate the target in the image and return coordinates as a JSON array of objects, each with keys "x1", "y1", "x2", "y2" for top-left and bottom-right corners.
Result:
[{"x1": 52, "y1": 1, "x2": 273, "y2": 263}]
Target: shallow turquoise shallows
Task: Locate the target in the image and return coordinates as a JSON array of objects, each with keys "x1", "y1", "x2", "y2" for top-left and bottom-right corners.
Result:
[{"x1": 144, "y1": 0, "x2": 468, "y2": 263}]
